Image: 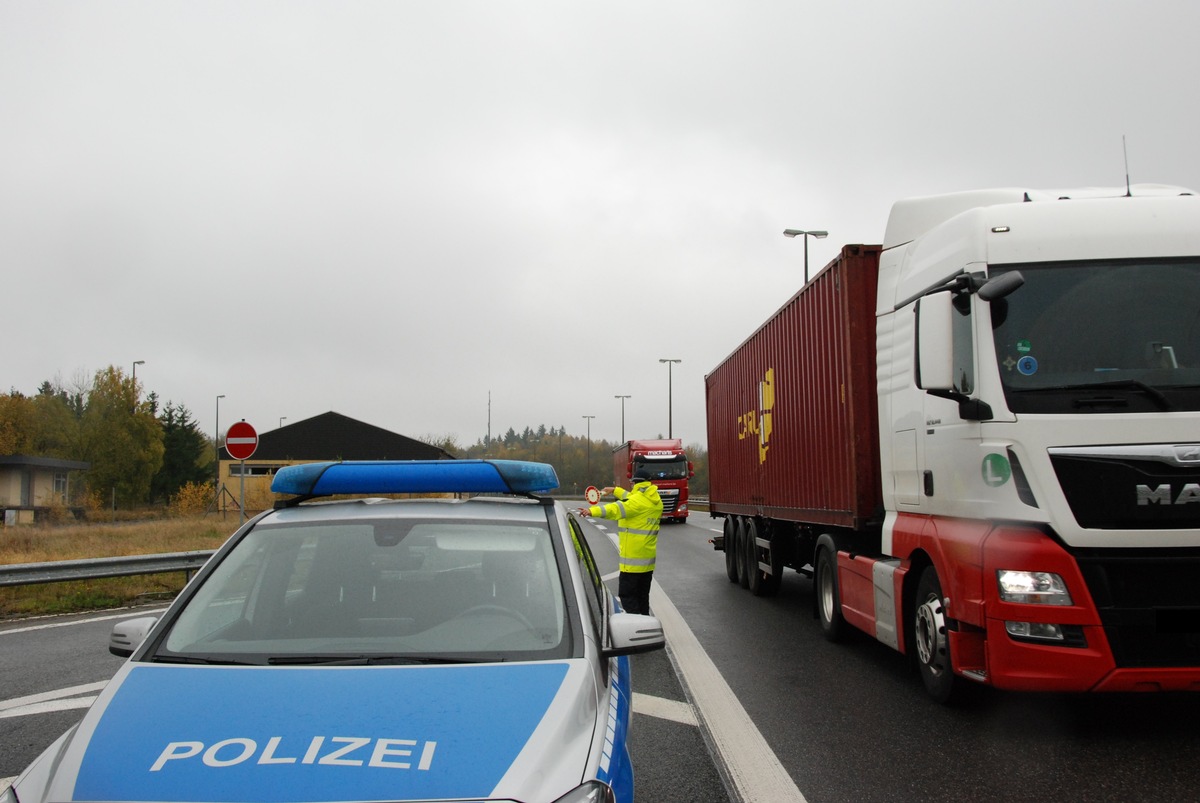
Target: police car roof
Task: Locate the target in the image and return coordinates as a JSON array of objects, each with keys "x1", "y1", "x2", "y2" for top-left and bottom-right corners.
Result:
[{"x1": 271, "y1": 459, "x2": 560, "y2": 500}]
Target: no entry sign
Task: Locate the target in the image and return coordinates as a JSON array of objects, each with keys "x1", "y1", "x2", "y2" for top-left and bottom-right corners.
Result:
[{"x1": 225, "y1": 420, "x2": 259, "y2": 461}]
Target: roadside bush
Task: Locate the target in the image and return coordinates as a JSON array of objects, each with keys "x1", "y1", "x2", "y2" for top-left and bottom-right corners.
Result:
[{"x1": 170, "y1": 481, "x2": 214, "y2": 516}]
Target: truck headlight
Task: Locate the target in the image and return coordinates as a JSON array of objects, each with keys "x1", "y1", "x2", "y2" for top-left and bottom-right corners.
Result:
[{"x1": 996, "y1": 570, "x2": 1072, "y2": 605}]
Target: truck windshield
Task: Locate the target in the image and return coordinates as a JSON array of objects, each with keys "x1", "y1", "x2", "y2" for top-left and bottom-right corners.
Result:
[
  {"x1": 634, "y1": 457, "x2": 689, "y2": 481},
  {"x1": 989, "y1": 258, "x2": 1200, "y2": 413}
]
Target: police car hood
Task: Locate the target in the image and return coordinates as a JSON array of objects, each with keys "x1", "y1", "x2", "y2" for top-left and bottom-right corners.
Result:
[{"x1": 32, "y1": 660, "x2": 600, "y2": 803}]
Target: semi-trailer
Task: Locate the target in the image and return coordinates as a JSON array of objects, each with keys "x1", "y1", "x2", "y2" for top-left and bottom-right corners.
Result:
[{"x1": 706, "y1": 186, "x2": 1200, "y2": 701}]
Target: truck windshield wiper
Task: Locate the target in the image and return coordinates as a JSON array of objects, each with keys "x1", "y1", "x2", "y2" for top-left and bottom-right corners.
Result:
[{"x1": 1016, "y1": 380, "x2": 1171, "y2": 410}]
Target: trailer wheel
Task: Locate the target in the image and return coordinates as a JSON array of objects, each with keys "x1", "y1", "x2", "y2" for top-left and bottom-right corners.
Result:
[
  {"x1": 815, "y1": 545, "x2": 845, "y2": 642},
  {"x1": 734, "y1": 518, "x2": 751, "y2": 589},
  {"x1": 723, "y1": 518, "x2": 739, "y2": 582},
  {"x1": 746, "y1": 519, "x2": 781, "y2": 597},
  {"x1": 914, "y1": 566, "x2": 957, "y2": 704}
]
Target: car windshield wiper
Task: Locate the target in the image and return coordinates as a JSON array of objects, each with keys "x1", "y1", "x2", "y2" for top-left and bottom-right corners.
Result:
[
  {"x1": 150, "y1": 654, "x2": 260, "y2": 666},
  {"x1": 1015, "y1": 379, "x2": 1172, "y2": 410},
  {"x1": 266, "y1": 654, "x2": 491, "y2": 666}
]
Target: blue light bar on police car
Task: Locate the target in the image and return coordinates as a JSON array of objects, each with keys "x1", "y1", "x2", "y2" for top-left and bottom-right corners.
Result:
[{"x1": 270, "y1": 459, "x2": 559, "y2": 497}]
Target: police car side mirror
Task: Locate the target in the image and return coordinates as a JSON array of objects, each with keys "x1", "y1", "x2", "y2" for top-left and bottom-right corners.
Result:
[
  {"x1": 603, "y1": 612, "x2": 665, "y2": 657},
  {"x1": 109, "y1": 616, "x2": 158, "y2": 658}
]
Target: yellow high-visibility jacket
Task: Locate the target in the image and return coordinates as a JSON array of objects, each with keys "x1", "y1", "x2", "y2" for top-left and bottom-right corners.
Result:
[{"x1": 587, "y1": 481, "x2": 663, "y2": 573}]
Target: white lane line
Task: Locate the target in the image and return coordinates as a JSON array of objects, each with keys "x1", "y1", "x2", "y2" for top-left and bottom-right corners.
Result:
[
  {"x1": 0, "y1": 607, "x2": 168, "y2": 636},
  {"x1": 650, "y1": 582, "x2": 806, "y2": 803},
  {"x1": 0, "y1": 696, "x2": 98, "y2": 719},
  {"x1": 632, "y1": 692, "x2": 698, "y2": 727},
  {"x1": 0, "y1": 680, "x2": 109, "y2": 719}
]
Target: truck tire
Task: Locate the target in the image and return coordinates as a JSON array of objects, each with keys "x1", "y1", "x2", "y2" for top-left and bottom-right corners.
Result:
[
  {"x1": 723, "y1": 518, "x2": 739, "y2": 582},
  {"x1": 914, "y1": 565, "x2": 957, "y2": 704},
  {"x1": 734, "y1": 518, "x2": 751, "y2": 589},
  {"x1": 815, "y1": 545, "x2": 845, "y2": 642},
  {"x1": 746, "y1": 519, "x2": 781, "y2": 597}
]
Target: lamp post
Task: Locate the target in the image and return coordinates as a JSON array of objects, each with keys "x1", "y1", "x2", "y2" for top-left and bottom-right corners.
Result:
[
  {"x1": 215, "y1": 395, "x2": 225, "y2": 491},
  {"x1": 582, "y1": 415, "x2": 595, "y2": 479},
  {"x1": 783, "y1": 228, "x2": 829, "y2": 284},
  {"x1": 279, "y1": 416, "x2": 287, "y2": 429},
  {"x1": 614, "y1": 395, "x2": 631, "y2": 442},
  {"x1": 129, "y1": 361, "x2": 146, "y2": 412},
  {"x1": 658, "y1": 359, "x2": 681, "y2": 438}
]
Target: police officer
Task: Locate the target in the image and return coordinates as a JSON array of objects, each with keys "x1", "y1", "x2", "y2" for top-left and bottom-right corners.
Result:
[{"x1": 577, "y1": 469, "x2": 663, "y2": 615}]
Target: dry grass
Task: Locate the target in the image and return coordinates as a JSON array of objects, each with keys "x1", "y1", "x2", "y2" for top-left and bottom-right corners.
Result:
[{"x1": 0, "y1": 516, "x2": 238, "y2": 619}]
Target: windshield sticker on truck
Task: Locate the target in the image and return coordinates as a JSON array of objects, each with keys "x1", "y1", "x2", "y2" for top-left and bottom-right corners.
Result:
[
  {"x1": 1017, "y1": 356, "x2": 1038, "y2": 376},
  {"x1": 982, "y1": 454, "x2": 1012, "y2": 487},
  {"x1": 1017, "y1": 339, "x2": 1032, "y2": 354}
]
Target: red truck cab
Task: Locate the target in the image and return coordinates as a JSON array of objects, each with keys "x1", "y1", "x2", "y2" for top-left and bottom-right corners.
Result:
[{"x1": 612, "y1": 439, "x2": 693, "y2": 523}]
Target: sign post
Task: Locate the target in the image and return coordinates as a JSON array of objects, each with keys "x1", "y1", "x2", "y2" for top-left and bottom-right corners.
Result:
[{"x1": 225, "y1": 420, "x2": 259, "y2": 523}]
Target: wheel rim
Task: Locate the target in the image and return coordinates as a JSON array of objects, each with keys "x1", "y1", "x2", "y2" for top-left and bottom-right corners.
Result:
[
  {"x1": 915, "y1": 591, "x2": 947, "y2": 675},
  {"x1": 818, "y1": 557, "x2": 836, "y2": 623}
]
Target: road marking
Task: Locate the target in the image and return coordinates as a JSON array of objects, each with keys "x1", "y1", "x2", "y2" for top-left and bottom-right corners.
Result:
[
  {"x1": 593, "y1": 527, "x2": 805, "y2": 801},
  {"x1": 0, "y1": 680, "x2": 108, "y2": 720},
  {"x1": 651, "y1": 584, "x2": 807, "y2": 802},
  {"x1": 0, "y1": 607, "x2": 167, "y2": 636},
  {"x1": 632, "y1": 692, "x2": 698, "y2": 726}
]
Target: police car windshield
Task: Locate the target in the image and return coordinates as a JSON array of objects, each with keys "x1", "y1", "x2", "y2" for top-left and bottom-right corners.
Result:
[{"x1": 159, "y1": 515, "x2": 571, "y2": 664}]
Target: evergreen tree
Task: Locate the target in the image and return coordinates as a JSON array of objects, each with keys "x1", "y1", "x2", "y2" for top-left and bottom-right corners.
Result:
[{"x1": 151, "y1": 402, "x2": 212, "y2": 503}]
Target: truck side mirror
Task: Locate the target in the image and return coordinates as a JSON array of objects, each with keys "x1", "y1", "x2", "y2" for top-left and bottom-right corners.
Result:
[
  {"x1": 688, "y1": 462, "x2": 695, "y2": 478},
  {"x1": 915, "y1": 293, "x2": 955, "y2": 391}
]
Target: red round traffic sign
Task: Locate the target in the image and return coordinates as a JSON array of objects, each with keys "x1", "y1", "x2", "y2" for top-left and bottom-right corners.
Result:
[{"x1": 225, "y1": 420, "x2": 259, "y2": 461}]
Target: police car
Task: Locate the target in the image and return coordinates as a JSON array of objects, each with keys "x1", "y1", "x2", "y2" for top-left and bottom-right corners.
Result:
[{"x1": 2, "y1": 460, "x2": 665, "y2": 803}]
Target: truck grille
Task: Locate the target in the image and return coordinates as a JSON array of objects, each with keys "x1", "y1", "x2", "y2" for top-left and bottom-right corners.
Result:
[
  {"x1": 659, "y1": 490, "x2": 679, "y2": 515},
  {"x1": 1049, "y1": 446, "x2": 1200, "y2": 530},
  {"x1": 1075, "y1": 548, "x2": 1200, "y2": 667}
]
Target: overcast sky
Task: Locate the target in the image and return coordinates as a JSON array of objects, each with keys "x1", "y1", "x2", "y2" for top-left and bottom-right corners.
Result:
[{"x1": 3, "y1": 1, "x2": 1197, "y2": 452}]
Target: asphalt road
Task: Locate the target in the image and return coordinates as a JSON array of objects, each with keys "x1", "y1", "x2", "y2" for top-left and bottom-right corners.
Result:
[{"x1": 7, "y1": 515, "x2": 1200, "y2": 802}]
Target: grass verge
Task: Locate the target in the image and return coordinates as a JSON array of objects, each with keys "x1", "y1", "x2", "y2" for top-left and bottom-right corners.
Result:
[{"x1": 0, "y1": 516, "x2": 236, "y2": 619}]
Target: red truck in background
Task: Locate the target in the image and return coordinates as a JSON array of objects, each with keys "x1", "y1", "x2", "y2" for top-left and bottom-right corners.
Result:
[{"x1": 612, "y1": 439, "x2": 693, "y2": 523}]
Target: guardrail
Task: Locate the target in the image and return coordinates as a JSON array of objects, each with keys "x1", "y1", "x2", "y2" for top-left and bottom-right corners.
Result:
[
  {"x1": 0, "y1": 497, "x2": 712, "y2": 590},
  {"x1": 0, "y1": 551, "x2": 215, "y2": 588}
]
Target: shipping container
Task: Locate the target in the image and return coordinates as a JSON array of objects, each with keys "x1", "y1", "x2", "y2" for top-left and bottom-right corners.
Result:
[{"x1": 705, "y1": 244, "x2": 883, "y2": 530}]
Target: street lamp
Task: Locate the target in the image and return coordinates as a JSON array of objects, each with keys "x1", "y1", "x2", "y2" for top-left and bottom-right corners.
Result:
[
  {"x1": 582, "y1": 415, "x2": 595, "y2": 479},
  {"x1": 783, "y1": 228, "x2": 829, "y2": 284},
  {"x1": 131, "y1": 361, "x2": 145, "y2": 411},
  {"x1": 614, "y1": 395, "x2": 631, "y2": 442},
  {"x1": 658, "y1": 359, "x2": 681, "y2": 438},
  {"x1": 215, "y1": 395, "x2": 225, "y2": 489},
  {"x1": 279, "y1": 416, "x2": 287, "y2": 429}
]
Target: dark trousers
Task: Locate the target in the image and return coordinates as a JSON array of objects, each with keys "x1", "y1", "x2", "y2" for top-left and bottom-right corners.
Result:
[{"x1": 618, "y1": 570, "x2": 654, "y2": 615}]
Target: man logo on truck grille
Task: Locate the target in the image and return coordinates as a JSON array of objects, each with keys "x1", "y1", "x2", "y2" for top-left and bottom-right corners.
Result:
[
  {"x1": 737, "y1": 368, "x2": 774, "y2": 464},
  {"x1": 1138, "y1": 483, "x2": 1200, "y2": 505}
]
